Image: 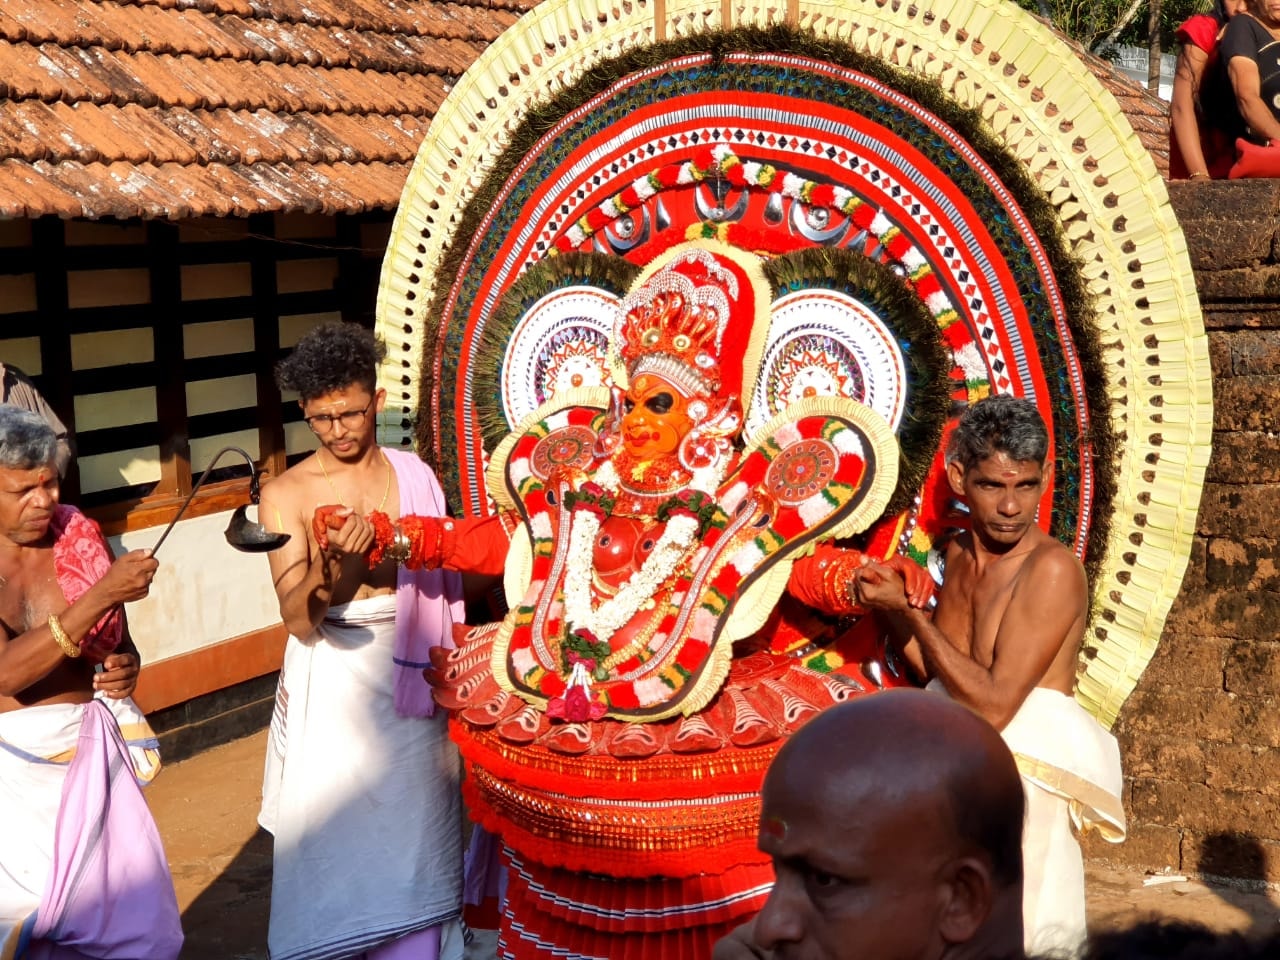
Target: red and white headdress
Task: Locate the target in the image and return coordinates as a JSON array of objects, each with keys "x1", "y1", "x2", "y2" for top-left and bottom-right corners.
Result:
[{"x1": 613, "y1": 241, "x2": 772, "y2": 407}]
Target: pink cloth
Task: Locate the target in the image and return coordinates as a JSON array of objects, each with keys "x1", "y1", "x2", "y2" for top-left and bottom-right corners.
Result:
[
  {"x1": 361, "y1": 925, "x2": 442, "y2": 960},
  {"x1": 384, "y1": 448, "x2": 466, "y2": 718},
  {"x1": 49, "y1": 506, "x2": 122, "y2": 663},
  {"x1": 28, "y1": 701, "x2": 181, "y2": 959}
]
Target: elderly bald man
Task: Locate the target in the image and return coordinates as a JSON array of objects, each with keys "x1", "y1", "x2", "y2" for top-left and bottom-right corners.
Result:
[{"x1": 713, "y1": 689, "x2": 1026, "y2": 960}]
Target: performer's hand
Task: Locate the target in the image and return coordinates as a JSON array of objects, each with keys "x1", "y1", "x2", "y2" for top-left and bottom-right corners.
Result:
[
  {"x1": 850, "y1": 560, "x2": 910, "y2": 613},
  {"x1": 711, "y1": 919, "x2": 773, "y2": 960},
  {"x1": 318, "y1": 507, "x2": 375, "y2": 559},
  {"x1": 101, "y1": 549, "x2": 159, "y2": 605},
  {"x1": 311, "y1": 504, "x2": 349, "y2": 551},
  {"x1": 93, "y1": 652, "x2": 141, "y2": 699},
  {"x1": 885, "y1": 554, "x2": 935, "y2": 609}
]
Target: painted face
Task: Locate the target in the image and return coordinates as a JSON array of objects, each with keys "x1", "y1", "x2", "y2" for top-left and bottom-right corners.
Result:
[
  {"x1": 0, "y1": 461, "x2": 59, "y2": 546},
  {"x1": 754, "y1": 760, "x2": 955, "y2": 960},
  {"x1": 947, "y1": 451, "x2": 1048, "y2": 551},
  {"x1": 301, "y1": 384, "x2": 385, "y2": 461},
  {"x1": 619, "y1": 374, "x2": 695, "y2": 461}
]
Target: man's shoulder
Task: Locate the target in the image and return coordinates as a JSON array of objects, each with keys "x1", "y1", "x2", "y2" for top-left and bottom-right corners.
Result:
[
  {"x1": 1020, "y1": 533, "x2": 1086, "y2": 590},
  {"x1": 262, "y1": 455, "x2": 320, "y2": 499}
]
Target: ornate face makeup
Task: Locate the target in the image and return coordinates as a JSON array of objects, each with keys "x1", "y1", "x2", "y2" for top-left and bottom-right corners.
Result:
[{"x1": 619, "y1": 374, "x2": 696, "y2": 461}]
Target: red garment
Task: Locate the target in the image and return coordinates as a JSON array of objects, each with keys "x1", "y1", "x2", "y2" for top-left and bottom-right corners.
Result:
[
  {"x1": 1170, "y1": 14, "x2": 1237, "y2": 180},
  {"x1": 50, "y1": 505, "x2": 122, "y2": 663}
]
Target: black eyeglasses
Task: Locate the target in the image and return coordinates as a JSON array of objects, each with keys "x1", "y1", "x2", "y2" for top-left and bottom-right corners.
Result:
[{"x1": 304, "y1": 402, "x2": 373, "y2": 434}]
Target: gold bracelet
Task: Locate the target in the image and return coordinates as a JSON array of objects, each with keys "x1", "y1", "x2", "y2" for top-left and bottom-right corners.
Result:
[
  {"x1": 48, "y1": 613, "x2": 81, "y2": 659},
  {"x1": 1189, "y1": 171, "x2": 1210, "y2": 180}
]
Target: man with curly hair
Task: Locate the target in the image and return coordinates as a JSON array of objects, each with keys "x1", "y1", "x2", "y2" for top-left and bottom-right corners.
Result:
[{"x1": 257, "y1": 322, "x2": 467, "y2": 960}]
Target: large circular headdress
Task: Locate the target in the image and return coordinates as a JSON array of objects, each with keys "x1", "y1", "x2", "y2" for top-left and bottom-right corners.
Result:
[{"x1": 375, "y1": 0, "x2": 1211, "y2": 727}]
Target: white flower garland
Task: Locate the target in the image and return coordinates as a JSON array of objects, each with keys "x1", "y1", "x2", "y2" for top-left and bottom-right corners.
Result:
[{"x1": 562, "y1": 458, "x2": 725, "y2": 645}]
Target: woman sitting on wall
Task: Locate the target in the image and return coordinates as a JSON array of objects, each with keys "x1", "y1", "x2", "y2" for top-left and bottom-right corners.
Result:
[
  {"x1": 1223, "y1": 0, "x2": 1280, "y2": 175},
  {"x1": 1170, "y1": 0, "x2": 1247, "y2": 180}
]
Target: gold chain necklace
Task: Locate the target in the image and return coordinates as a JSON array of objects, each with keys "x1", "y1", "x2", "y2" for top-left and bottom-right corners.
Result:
[{"x1": 318, "y1": 449, "x2": 391, "y2": 513}]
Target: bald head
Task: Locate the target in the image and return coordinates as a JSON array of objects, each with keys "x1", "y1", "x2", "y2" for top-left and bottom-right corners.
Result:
[
  {"x1": 752, "y1": 689, "x2": 1026, "y2": 960},
  {"x1": 775, "y1": 689, "x2": 1024, "y2": 885}
]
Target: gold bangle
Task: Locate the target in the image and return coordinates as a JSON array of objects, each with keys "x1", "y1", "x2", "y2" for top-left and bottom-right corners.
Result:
[
  {"x1": 48, "y1": 614, "x2": 81, "y2": 659},
  {"x1": 1189, "y1": 171, "x2": 1210, "y2": 180}
]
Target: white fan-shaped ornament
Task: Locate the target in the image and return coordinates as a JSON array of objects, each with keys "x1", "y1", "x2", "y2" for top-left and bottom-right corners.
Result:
[
  {"x1": 746, "y1": 289, "x2": 909, "y2": 441},
  {"x1": 501, "y1": 286, "x2": 619, "y2": 427}
]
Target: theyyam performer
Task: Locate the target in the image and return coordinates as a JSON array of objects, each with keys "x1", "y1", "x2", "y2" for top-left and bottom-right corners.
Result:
[
  {"x1": 365, "y1": 0, "x2": 1214, "y2": 956},
  {"x1": 323, "y1": 238, "x2": 928, "y2": 958}
]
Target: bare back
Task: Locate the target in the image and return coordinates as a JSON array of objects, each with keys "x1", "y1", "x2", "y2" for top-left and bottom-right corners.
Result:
[{"x1": 932, "y1": 525, "x2": 1085, "y2": 698}]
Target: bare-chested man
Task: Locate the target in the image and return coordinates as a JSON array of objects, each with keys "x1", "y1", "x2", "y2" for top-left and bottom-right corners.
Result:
[
  {"x1": 257, "y1": 322, "x2": 466, "y2": 960},
  {"x1": 712, "y1": 689, "x2": 1027, "y2": 960},
  {"x1": 0, "y1": 406, "x2": 181, "y2": 958},
  {"x1": 853, "y1": 395, "x2": 1125, "y2": 955}
]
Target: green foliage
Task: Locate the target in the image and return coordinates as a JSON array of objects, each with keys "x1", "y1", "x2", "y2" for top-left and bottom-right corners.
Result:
[{"x1": 1010, "y1": 0, "x2": 1212, "y2": 52}]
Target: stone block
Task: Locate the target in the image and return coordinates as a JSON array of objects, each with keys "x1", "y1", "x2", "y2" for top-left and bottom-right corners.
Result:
[
  {"x1": 1224, "y1": 640, "x2": 1280, "y2": 698},
  {"x1": 1157, "y1": 578, "x2": 1278, "y2": 643},
  {"x1": 1204, "y1": 741, "x2": 1280, "y2": 796},
  {"x1": 1230, "y1": 330, "x2": 1280, "y2": 375},
  {"x1": 1117, "y1": 685, "x2": 1237, "y2": 743},
  {"x1": 1227, "y1": 695, "x2": 1280, "y2": 748},
  {"x1": 1085, "y1": 822, "x2": 1182, "y2": 872},
  {"x1": 1205, "y1": 538, "x2": 1280, "y2": 592},
  {"x1": 1170, "y1": 181, "x2": 1280, "y2": 272},
  {"x1": 1196, "y1": 483, "x2": 1280, "y2": 540},
  {"x1": 1182, "y1": 830, "x2": 1280, "y2": 883},
  {"x1": 1213, "y1": 376, "x2": 1280, "y2": 431},
  {"x1": 1200, "y1": 302, "x2": 1280, "y2": 331},
  {"x1": 1131, "y1": 779, "x2": 1280, "y2": 838},
  {"x1": 1135, "y1": 632, "x2": 1228, "y2": 690},
  {"x1": 1196, "y1": 266, "x2": 1280, "y2": 306},
  {"x1": 1207, "y1": 331, "x2": 1232, "y2": 376},
  {"x1": 1207, "y1": 432, "x2": 1280, "y2": 483},
  {"x1": 1120, "y1": 732, "x2": 1206, "y2": 782}
]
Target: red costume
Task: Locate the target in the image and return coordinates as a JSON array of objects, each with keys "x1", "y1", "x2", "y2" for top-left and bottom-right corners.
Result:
[{"x1": 325, "y1": 241, "x2": 923, "y2": 958}]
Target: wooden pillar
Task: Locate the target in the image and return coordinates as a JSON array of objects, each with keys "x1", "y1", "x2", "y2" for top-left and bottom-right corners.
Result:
[
  {"x1": 31, "y1": 217, "x2": 79, "y2": 502},
  {"x1": 149, "y1": 220, "x2": 191, "y2": 499},
  {"x1": 251, "y1": 214, "x2": 287, "y2": 480}
]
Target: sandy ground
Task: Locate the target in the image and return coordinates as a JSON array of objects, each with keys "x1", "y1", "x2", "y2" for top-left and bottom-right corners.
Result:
[{"x1": 148, "y1": 730, "x2": 1280, "y2": 959}]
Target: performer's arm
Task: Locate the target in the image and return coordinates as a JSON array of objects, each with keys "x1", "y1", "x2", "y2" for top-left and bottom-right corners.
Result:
[
  {"x1": 786, "y1": 544, "x2": 933, "y2": 616},
  {"x1": 369, "y1": 512, "x2": 515, "y2": 577},
  {"x1": 0, "y1": 550, "x2": 156, "y2": 697},
  {"x1": 260, "y1": 483, "x2": 375, "y2": 640},
  {"x1": 855, "y1": 547, "x2": 1084, "y2": 729}
]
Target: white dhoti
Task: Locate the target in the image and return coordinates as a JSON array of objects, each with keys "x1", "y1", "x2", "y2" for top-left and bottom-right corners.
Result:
[
  {"x1": 0, "y1": 697, "x2": 178, "y2": 960},
  {"x1": 1003, "y1": 687, "x2": 1125, "y2": 955},
  {"x1": 260, "y1": 595, "x2": 465, "y2": 960},
  {"x1": 929, "y1": 682, "x2": 1125, "y2": 956}
]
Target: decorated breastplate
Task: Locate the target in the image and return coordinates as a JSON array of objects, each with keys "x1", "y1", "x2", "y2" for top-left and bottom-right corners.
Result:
[{"x1": 490, "y1": 395, "x2": 894, "y2": 723}]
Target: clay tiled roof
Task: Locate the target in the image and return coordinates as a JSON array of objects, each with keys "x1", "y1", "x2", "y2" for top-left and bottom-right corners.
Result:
[
  {"x1": 0, "y1": 0, "x2": 530, "y2": 219},
  {"x1": 0, "y1": 2, "x2": 1171, "y2": 220}
]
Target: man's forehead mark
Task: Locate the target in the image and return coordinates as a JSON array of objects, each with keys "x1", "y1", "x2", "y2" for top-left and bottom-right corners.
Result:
[{"x1": 761, "y1": 815, "x2": 787, "y2": 840}]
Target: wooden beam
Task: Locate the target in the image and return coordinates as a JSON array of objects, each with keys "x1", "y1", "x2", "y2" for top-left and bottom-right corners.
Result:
[
  {"x1": 132, "y1": 622, "x2": 287, "y2": 714},
  {"x1": 31, "y1": 217, "x2": 79, "y2": 502},
  {"x1": 149, "y1": 221, "x2": 191, "y2": 499},
  {"x1": 251, "y1": 214, "x2": 287, "y2": 482}
]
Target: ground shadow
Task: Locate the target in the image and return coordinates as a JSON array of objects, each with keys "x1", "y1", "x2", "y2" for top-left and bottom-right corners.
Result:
[
  {"x1": 1196, "y1": 832, "x2": 1280, "y2": 939},
  {"x1": 179, "y1": 828, "x2": 272, "y2": 960}
]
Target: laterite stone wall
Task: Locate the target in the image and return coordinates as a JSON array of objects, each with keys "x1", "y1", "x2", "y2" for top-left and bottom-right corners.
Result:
[{"x1": 1084, "y1": 179, "x2": 1280, "y2": 883}]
